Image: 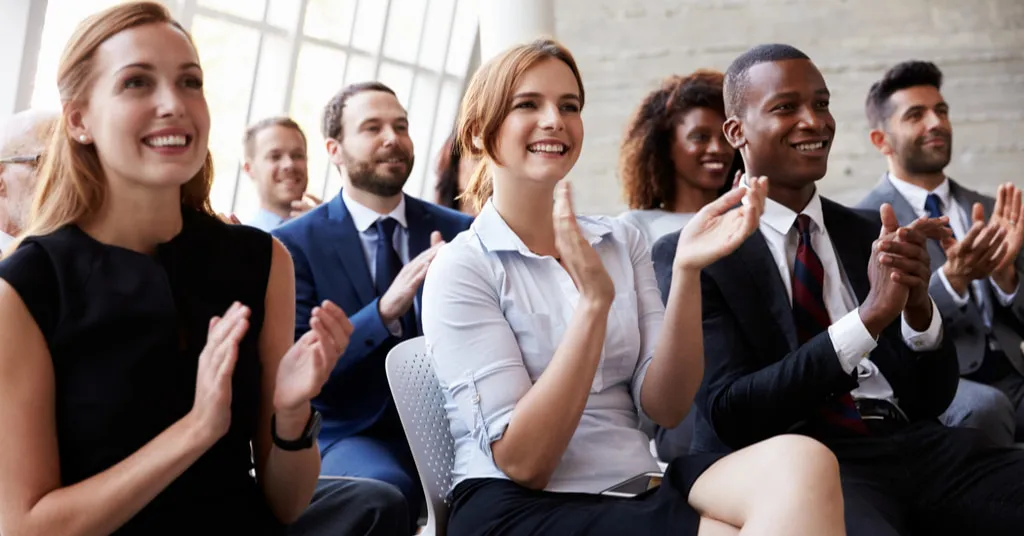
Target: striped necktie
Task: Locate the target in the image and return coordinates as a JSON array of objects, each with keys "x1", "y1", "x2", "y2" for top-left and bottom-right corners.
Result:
[{"x1": 792, "y1": 214, "x2": 868, "y2": 435}]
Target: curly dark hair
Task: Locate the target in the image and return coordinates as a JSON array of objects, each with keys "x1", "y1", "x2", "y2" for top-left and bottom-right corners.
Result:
[
  {"x1": 434, "y1": 133, "x2": 461, "y2": 210},
  {"x1": 865, "y1": 60, "x2": 943, "y2": 129},
  {"x1": 619, "y1": 70, "x2": 729, "y2": 211}
]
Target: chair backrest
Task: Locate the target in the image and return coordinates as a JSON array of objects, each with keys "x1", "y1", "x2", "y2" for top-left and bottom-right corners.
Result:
[{"x1": 385, "y1": 336, "x2": 455, "y2": 536}]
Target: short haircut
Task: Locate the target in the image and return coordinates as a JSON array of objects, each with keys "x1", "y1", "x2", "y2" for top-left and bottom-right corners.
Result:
[
  {"x1": 242, "y1": 116, "x2": 306, "y2": 159},
  {"x1": 724, "y1": 44, "x2": 810, "y2": 117},
  {"x1": 619, "y1": 70, "x2": 726, "y2": 210},
  {"x1": 865, "y1": 60, "x2": 943, "y2": 129},
  {"x1": 321, "y1": 81, "x2": 397, "y2": 141}
]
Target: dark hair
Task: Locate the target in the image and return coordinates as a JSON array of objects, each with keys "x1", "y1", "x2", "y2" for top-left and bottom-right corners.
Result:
[
  {"x1": 457, "y1": 38, "x2": 584, "y2": 213},
  {"x1": 724, "y1": 44, "x2": 810, "y2": 117},
  {"x1": 865, "y1": 61, "x2": 943, "y2": 129},
  {"x1": 434, "y1": 133, "x2": 461, "y2": 210},
  {"x1": 243, "y1": 116, "x2": 306, "y2": 159},
  {"x1": 619, "y1": 70, "x2": 727, "y2": 210},
  {"x1": 321, "y1": 81, "x2": 397, "y2": 141}
]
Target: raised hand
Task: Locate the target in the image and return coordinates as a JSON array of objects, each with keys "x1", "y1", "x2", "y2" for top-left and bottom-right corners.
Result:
[
  {"x1": 672, "y1": 175, "x2": 768, "y2": 271},
  {"x1": 861, "y1": 205, "x2": 912, "y2": 337},
  {"x1": 378, "y1": 231, "x2": 445, "y2": 324},
  {"x1": 217, "y1": 213, "x2": 241, "y2": 225},
  {"x1": 553, "y1": 181, "x2": 614, "y2": 304},
  {"x1": 289, "y1": 192, "x2": 323, "y2": 219},
  {"x1": 990, "y1": 183, "x2": 1024, "y2": 290},
  {"x1": 883, "y1": 209, "x2": 951, "y2": 330},
  {"x1": 273, "y1": 300, "x2": 354, "y2": 415},
  {"x1": 189, "y1": 302, "x2": 250, "y2": 445},
  {"x1": 941, "y1": 202, "x2": 1007, "y2": 296}
]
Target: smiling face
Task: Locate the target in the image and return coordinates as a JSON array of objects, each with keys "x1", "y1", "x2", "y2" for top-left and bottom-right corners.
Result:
[
  {"x1": 329, "y1": 89, "x2": 414, "y2": 198},
  {"x1": 876, "y1": 85, "x2": 952, "y2": 176},
  {"x1": 245, "y1": 124, "x2": 308, "y2": 211},
  {"x1": 491, "y1": 57, "x2": 584, "y2": 187},
  {"x1": 726, "y1": 58, "x2": 835, "y2": 191},
  {"x1": 671, "y1": 107, "x2": 733, "y2": 192},
  {"x1": 67, "y1": 22, "x2": 209, "y2": 194}
]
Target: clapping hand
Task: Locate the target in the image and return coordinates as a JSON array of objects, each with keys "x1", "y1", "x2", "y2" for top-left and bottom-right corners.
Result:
[
  {"x1": 990, "y1": 183, "x2": 1024, "y2": 291},
  {"x1": 273, "y1": 301, "x2": 353, "y2": 416},
  {"x1": 672, "y1": 175, "x2": 768, "y2": 271},
  {"x1": 553, "y1": 181, "x2": 615, "y2": 304}
]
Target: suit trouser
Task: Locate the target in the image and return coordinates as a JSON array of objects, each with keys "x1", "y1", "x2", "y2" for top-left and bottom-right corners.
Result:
[
  {"x1": 318, "y1": 406, "x2": 424, "y2": 533},
  {"x1": 288, "y1": 477, "x2": 409, "y2": 536},
  {"x1": 825, "y1": 420, "x2": 1024, "y2": 536}
]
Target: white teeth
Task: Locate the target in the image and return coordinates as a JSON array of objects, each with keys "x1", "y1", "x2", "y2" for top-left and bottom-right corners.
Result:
[
  {"x1": 527, "y1": 143, "x2": 566, "y2": 154},
  {"x1": 144, "y1": 135, "x2": 187, "y2": 147},
  {"x1": 703, "y1": 162, "x2": 725, "y2": 170},
  {"x1": 795, "y1": 141, "x2": 825, "y2": 152}
]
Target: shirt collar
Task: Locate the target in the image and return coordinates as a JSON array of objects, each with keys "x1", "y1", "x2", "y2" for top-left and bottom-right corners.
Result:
[
  {"x1": 342, "y1": 188, "x2": 407, "y2": 232},
  {"x1": 761, "y1": 186, "x2": 827, "y2": 236},
  {"x1": 887, "y1": 173, "x2": 951, "y2": 212},
  {"x1": 472, "y1": 199, "x2": 612, "y2": 257}
]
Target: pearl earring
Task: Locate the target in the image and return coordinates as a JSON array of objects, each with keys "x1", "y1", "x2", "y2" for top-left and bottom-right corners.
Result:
[{"x1": 79, "y1": 135, "x2": 88, "y2": 143}]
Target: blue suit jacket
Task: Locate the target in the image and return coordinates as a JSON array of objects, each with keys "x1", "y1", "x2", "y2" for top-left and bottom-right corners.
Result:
[{"x1": 273, "y1": 191, "x2": 473, "y2": 438}]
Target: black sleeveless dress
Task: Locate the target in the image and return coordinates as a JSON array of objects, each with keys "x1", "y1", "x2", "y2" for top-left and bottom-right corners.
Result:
[{"x1": 0, "y1": 208, "x2": 284, "y2": 535}]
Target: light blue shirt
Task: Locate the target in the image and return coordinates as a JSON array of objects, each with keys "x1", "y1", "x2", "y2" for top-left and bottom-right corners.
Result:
[
  {"x1": 421, "y1": 200, "x2": 661, "y2": 494},
  {"x1": 246, "y1": 208, "x2": 287, "y2": 232}
]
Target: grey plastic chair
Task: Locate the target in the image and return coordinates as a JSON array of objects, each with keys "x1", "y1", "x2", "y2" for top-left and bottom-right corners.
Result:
[{"x1": 385, "y1": 336, "x2": 455, "y2": 536}]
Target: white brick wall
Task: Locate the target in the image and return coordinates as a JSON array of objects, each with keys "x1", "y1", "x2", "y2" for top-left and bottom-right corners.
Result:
[{"x1": 553, "y1": 0, "x2": 1024, "y2": 215}]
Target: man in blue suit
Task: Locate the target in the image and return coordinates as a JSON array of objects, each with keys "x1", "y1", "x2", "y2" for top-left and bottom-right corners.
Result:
[{"x1": 273, "y1": 81, "x2": 473, "y2": 529}]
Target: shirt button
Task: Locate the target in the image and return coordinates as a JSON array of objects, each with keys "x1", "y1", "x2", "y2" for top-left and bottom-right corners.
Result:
[
  {"x1": 472, "y1": 394, "x2": 481, "y2": 403},
  {"x1": 861, "y1": 352, "x2": 869, "y2": 358}
]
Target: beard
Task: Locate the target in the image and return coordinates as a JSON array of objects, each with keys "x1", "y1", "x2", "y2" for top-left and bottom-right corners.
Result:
[
  {"x1": 344, "y1": 146, "x2": 414, "y2": 198},
  {"x1": 896, "y1": 132, "x2": 952, "y2": 175}
]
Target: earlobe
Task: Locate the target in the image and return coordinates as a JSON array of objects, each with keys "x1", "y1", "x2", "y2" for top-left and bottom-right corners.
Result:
[
  {"x1": 325, "y1": 138, "x2": 345, "y2": 166},
  {"x1": 723, "y1": 117, "x2": 745, "y2": 149},
  {"x1": 471, "y1": 134, "x2": 483, "y2": 152},
  {"x1": 65, "y1": 107, "x2": 90, "y2": 144}
]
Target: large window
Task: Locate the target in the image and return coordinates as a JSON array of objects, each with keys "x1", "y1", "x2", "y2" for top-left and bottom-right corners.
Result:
[{"x1": 29, "y1": 0, "x2": 478, "y2": 216}]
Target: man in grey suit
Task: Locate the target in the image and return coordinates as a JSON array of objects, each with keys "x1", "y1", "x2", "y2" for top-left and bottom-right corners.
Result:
[{"x1": 857, "y1": 60, "x2": 1024, "y2": 446}]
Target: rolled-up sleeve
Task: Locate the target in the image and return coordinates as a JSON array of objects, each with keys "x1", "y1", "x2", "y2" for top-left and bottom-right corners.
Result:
[
  {"x1": 625, "y1": 223, "x2": 665, "y2": 420},
  {"x1": 421, "y1": 242, "x2": 533, "y2": 460}
]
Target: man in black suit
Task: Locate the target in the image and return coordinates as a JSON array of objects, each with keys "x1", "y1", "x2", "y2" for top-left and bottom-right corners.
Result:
[
  {"x1": 652, "y1": 44, "x2": 1024, "y2": 535},
  {"x1": 856, "y1": 61, "x2": 1024, "y2": 447}
]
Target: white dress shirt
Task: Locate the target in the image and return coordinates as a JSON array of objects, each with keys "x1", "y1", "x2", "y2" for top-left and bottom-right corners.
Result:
[
  {"x1": 0, "y1": 231, "x2": 14, "y2": 250},
  {"x1": 341, "y1": 189, "x2": 410, "y2": 334},
  {"x1": 421, "y1": 200, "x2": 661, "y2": 493},
  {"x1": 759, "y1": 191, "x2": 943, "y2": 406},
  {"x1": 887, "y1": 174, "x2": 1018, "y2": 324}
]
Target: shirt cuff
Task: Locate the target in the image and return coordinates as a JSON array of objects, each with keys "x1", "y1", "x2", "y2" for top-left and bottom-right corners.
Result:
[
  {"x1": 901, "y1": 299, "x2": 943, "y2": 352},
  {"x1": 989, "y1": 277, "x2": 1019, "y2": 307},
  {"x1": 828, "y1": 308, "x2": 878, "y2": 374},
  {"x1": 937, "y1": 268, "x2": 970, "y2": 307}
]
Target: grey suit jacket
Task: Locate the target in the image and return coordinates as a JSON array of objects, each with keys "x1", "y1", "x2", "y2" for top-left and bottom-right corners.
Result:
[{"x1": 856, "y1": 174, "x2": 1024, "y2": 376}]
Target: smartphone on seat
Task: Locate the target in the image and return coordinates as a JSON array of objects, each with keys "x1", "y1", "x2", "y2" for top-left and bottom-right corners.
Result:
[{"x1": 599, "y1": 471, "x2": 664, "y2": 498}]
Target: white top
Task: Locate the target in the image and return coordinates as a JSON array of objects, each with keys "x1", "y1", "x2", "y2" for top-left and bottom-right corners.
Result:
[
  {"x1": 0, "y1": 231, "x2": 14, "y2": 250},
  {"x1": 887, "y1": 174, "x2": 1017, "y2": 321},
  {"x1": 421, "y1": 200, "x2": 662, "y2": 493},
  {"x1": 759, "y1": 190, "x2": 943, "y2": 406},
  {"x1": 618, "y1": 209, "x2": 696, "y2": 248}
]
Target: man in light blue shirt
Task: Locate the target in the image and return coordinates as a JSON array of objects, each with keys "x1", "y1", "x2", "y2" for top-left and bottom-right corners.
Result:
[{"x1": 241, "y1": 116, "x2": 320, "y2": 231}]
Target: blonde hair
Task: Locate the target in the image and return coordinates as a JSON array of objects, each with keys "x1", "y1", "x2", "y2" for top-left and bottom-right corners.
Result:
[
  {"x1": 455, "y1": 39, "x2": 584, "y2": 213},
  {"x1": 12, "y1": 1, "x2": 213, "y2": 252}
]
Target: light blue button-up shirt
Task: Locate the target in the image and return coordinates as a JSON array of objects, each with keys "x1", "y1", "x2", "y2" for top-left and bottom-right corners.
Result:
[{"x1": 421, "y1": 200, "x2": 661, "y2": 493}]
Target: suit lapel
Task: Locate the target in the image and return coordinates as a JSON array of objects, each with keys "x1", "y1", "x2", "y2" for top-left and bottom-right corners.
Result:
[
  {"x1": 823, "y1": 199, "x2": 871, "y2": 303},
  {"x1": 404, "y1": 196, "x2": 435, "y2": 306},
  {"x1": 735, "y1": 232, "x2": 799, "y2": 351},
  {"x1": 325, "y1": 194, "x2": 375, "y2": 305}
]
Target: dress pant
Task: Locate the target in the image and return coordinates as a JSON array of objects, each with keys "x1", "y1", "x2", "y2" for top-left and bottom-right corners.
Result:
[
  {"x1": 824, "y1": 419, "x2": 1024, "y2": 535},
  {"x1": 287, "y1": 477, "x2": 409, "y2": 536}
]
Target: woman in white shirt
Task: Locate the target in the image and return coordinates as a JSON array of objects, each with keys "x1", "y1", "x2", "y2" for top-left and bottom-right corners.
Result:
[
  {"x1": 421, "y1": 39, "x2": 845, "y2": 536},
  {"x1": 618, "y1": 71, "x2": 738, "y2": 247}
]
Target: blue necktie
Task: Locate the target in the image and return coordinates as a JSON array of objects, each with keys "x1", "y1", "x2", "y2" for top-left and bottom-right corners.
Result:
[
  {"x1": 374, "y1": 218, "x2": 418, "y2": 338},
  {"x1": 792, "y1": 215, "x2": 868, "y2": 435},
  {"x1": 924, "y1": 193, "x2": 944, "y2": 220}
]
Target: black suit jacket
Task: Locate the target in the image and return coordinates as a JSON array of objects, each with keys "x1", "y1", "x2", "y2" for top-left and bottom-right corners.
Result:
[{"x1": 651, "y1": 197, "x2": 959, "y2": 451}]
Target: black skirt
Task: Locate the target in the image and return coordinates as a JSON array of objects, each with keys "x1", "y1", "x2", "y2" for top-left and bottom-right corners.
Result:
[{"x1": 448, "y1": 453, "x2": 724, "y2": 536}]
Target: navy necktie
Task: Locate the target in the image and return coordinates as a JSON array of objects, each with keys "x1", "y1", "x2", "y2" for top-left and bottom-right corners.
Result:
[
  {"x1": 374, "y1": 217, "x2": 417, "y2": 338},
  {"x1": 924, "y1": 193, "x2": 944, "y2": 220},
  {"x1": 792, "y1": 215, "x2": 868, "y2": 435}
]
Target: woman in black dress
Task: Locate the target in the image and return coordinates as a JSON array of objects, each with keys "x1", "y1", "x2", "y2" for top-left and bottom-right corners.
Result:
[{"x1": 0, "y1": 3, "x2": 353, "y2": 534}]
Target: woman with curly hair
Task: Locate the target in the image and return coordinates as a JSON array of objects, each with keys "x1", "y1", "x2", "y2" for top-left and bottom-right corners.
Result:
[{"x1": 618, "y1": 70, "x2": 739, "y2": 246}]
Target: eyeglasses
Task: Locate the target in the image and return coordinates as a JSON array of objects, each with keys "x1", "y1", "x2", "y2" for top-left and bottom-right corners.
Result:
[{"x1": 0, "y1": 154, "x2": 43, "y2": 167}]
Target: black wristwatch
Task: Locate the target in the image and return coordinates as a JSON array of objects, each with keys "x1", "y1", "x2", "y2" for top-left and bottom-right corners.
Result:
[{"x1": 271, "y1": 408, "x2": 321, "y2": 451}]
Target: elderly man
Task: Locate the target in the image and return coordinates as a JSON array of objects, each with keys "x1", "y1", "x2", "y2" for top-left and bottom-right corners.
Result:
[{"x1": 0, "y1": 109, "x2": 58, "y2": 247}]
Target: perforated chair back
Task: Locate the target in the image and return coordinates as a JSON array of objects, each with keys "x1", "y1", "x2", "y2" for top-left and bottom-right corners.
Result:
[{"x1": 385, "y1": 336, "x2": 455, "y2": 536}]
